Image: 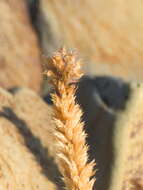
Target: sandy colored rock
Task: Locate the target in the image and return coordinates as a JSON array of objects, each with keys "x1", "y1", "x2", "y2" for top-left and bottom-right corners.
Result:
[
  {"x1": 39, "y1": 0, "x2": 143, "y2": 80},
  {"x1": 0, "y1": 77, "x2": 143, "y2": 190},
  {"x1": 0, "y1": 0, "x2": 42, "y2": 92},
  {"x1": 0, "y1": 119, "x2": 56, "y2": 190},
  {"x1": 110, "y1": 82, "x2": 143, "y2": 190},
  {"x1": 0, "y1": 87, "x2": 61, "y2": 190}
]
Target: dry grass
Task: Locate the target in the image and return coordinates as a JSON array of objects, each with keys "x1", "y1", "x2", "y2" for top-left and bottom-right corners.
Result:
[{"x1": 45, "y1": 48, "x2": 95, "y2": 190}]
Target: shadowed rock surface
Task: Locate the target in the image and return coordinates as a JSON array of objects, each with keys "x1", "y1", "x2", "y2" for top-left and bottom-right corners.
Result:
[
  {"x1": 110, "y1": 82, "x2": 143, "y2": 190},
  {"x1": 76, "y1": 78, "x2": 143, "y2": 190},
  {"x1": 0, "y1": 87, "x2": 64, "y2": 190}
]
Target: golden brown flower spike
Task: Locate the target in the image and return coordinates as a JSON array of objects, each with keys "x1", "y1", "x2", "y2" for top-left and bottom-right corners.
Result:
[{"x1": 46, "y1": 48, "x2": 95, "y2": 190}]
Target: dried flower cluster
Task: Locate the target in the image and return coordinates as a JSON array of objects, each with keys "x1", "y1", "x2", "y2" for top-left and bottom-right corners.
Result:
[{"x1": 45, "y1": 48, "x2": 95, "y2": 190}]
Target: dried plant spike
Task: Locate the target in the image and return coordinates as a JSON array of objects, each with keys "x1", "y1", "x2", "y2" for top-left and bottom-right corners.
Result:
[{"x1": 46, "y1": 48, "x2": 95, "y2": 190}]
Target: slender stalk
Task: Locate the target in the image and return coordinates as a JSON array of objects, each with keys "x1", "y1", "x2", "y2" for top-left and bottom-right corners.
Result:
[{"x1": 46, "y1": 48, "x2": 95, "y2": 190}]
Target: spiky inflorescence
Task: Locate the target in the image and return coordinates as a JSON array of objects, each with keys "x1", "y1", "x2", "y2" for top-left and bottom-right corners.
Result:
[{"x1": 46, "y1": 48, "x2": 95, "y2": 190}]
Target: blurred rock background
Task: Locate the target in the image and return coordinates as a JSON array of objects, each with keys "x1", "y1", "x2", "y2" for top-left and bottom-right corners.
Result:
[
  {"x1": 37, "y1": 0, "x2": 143, "y2": 80},
  {"x1": 0, "y1": 0, "x2": 42, "y2": 92},
  {"x1": 0, "y1": 0, "x2": 143, "y2": 190}
]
